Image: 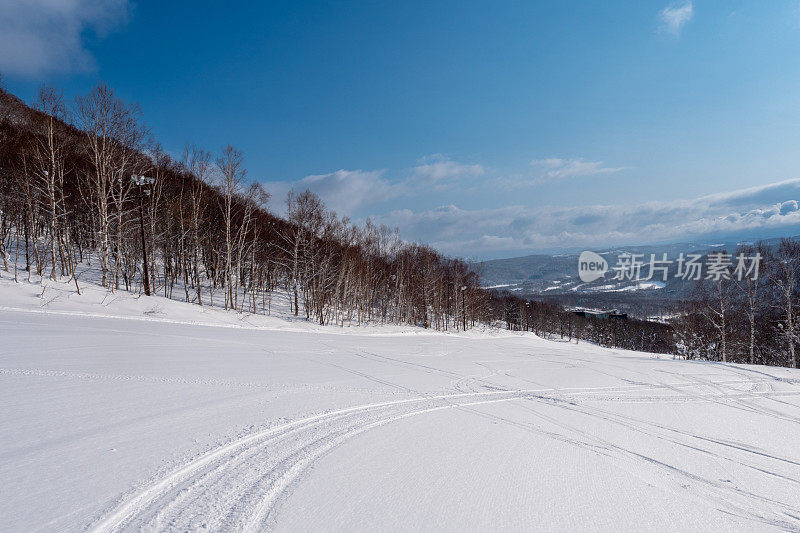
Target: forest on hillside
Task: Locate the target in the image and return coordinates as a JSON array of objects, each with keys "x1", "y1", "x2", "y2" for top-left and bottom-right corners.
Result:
[
  {"x1": 0, "y1": 83, "x2": 489, "y2": 330},
  {"x1": 0, "y1": 81, "x2": 797, "y2": 367}
]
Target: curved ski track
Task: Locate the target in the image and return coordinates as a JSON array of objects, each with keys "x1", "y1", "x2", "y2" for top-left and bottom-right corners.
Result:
[{"x1": 90, "y1": 377, "x2": 800, "y2": 532}]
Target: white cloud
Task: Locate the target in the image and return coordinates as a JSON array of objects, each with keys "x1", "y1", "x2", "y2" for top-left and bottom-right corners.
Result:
[
  {"x1": 0, "y1": 0, "x2": 131, "y2": 77},
  {"x1": 412, "y1": 154, "x2": 484, "y2": 187},
  {"x1": 260, "y1": 160, "x2": 800, "y2": 258},
  {"x1": 264, "y1": 169, "x2": 402, "y2": 217},
  {"x1": 371, "y1": 178, "x2": 800, "y2": 257},
  {"x1": 529, "y1": 158, "x2": 625, "y2": 183},
  {"x1": 262, "y1": 155, "x2": 484, "y2": 216},
  {"x1": 659, "y1": 2, "x2": 693, "y2": 36}
]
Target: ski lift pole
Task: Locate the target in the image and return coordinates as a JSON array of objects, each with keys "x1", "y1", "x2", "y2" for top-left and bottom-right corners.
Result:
[
  {"x1": 461, "y1": 285, "x2": 467, "y2": 331},
  {"x1": 132, "y1": 174, "x2": 154, "y2": 296}
]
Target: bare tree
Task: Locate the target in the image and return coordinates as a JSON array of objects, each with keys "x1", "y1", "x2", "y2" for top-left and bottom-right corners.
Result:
[
  {"x1": 281, "y1": 190, "x2": 324, "y2": 316},
  {"x1": 735, "y1": 243, "x2": 767, "y2": 364},
  {"x1": 772, "y1": 239, "x2": 800, "y2": 368},
  {"x1": 693, "y1": 252, "x2": 734, "y2": 363},
  {"x1": 216, "y1": 145, "x2": 246, "y2": 309},
  {"x1": 32, "y1": 85, "x2": 67, "y2": 280},
  {"x1": 185, "y1": 144, "x2": 212, "y2": 306},
  {"x1": 74, "y1": 83, "x2": 146, "y2": 289}
]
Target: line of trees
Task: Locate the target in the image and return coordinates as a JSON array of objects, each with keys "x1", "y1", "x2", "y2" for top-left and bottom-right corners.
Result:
[
  {"x1": 0, "y1": 82, "x2": 492, "y2": 330},
  {"x1": 674, "y1": 242, "x2": 800, "y2": 368},
  {"x1": 489, "y1": 292, "x2": 675, "y2": 355}
]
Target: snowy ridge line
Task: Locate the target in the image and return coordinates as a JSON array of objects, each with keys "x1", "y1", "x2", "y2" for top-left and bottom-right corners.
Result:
[
  {"x1": 0, "y1": 304, "x2": 361, "y2": 333},
  {"x1": 0, "y1": 368, "x2": 410, "y2": 395},
  {"x1": 0, "y1": 305, "x2": 511, "y2": 339},
  {"x1": 0, "y1": 305, "x2": 274, "y2": 330}
]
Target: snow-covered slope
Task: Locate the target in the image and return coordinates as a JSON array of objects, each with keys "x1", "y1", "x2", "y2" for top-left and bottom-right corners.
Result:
[{"x1": 1, "y1": 277, "x2": 800, "y2": 531}]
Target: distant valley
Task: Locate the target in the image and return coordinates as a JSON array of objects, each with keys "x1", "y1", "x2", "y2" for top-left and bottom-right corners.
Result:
[{"x1": 476, "y1": 236, "x2": 791, "y2": 318}]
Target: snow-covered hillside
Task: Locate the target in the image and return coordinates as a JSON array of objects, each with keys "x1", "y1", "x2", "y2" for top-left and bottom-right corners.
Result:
[{"x1": 2, "y1": 277, "x2": 800, "y2": 531}]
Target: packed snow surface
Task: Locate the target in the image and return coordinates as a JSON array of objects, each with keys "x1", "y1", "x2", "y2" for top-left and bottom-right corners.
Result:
[{"x1": 2, "y1": 278, "x2": 800, "y2": 531}]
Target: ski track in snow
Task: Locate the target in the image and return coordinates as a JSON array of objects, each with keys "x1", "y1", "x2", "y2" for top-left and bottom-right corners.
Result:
[
  {"x1": 90, "y1": 390, "x2": 534, "y2": 531},
  {"x1": 88, "y1": 376, "x2": 800, "y2": 532},
  {"x1": 2, "y1": 288, "x2": 800, "y2": 532}
]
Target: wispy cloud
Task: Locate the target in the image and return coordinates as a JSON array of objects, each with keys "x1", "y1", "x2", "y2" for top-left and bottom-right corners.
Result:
[
  {"x1": 659, "y1": 2, "x2": 694, "y2": 36},
  {"x1": 412, "y1": 154, "x2": 484, "y2": 188},
  {"x1": 0, "y1": 0, "x2": 131, "y2": 77},
  {"x1": 264, "y1": 169, "x2": 403, "y2": 217},
  {"x1": 529, "y1": 158, "x2": 625, "y2": 183},
  {"x1": 263, "y1": 155, "x2": 483, "y2": 216}
]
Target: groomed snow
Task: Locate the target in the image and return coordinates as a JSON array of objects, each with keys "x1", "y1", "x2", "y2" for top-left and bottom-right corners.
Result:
[{"x1": 1, "y1": 277, "x2": 800, "y2": 531}]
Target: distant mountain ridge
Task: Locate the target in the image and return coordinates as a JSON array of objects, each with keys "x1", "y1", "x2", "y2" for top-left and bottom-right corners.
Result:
[{"x1": 475, "y1": 236, "x2": 794, "y2": 305}]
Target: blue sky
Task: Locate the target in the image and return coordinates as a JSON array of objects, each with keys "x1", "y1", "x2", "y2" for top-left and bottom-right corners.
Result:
[{"x1": 4, "y1": 1, "x2": 800, "y2": 258}]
